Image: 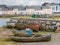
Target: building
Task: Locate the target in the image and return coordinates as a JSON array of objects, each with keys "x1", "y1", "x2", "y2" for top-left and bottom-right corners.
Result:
[
  {"x1": 17, "y1": 10, "x2": 26, "y2": 15},
  {"x1": 0, "y1": 5, "x2": 8, "y2": 15},
  {"x1": 26, "y1": 6, "x2": 42, "y2": 15},
  {"x1": 42, "y1": 3, "x2": 60, "y2": 14},
  {"x1": 42, "y1": 3, "x2": 52, "y2": 14},
  {"x1": 42, "y1": 6, "x2": 52, "y2": 14},
  {"x1": 5, "y1": 6, "x2": 26, "y2": 15},
  {"x1": 5, "y1": 10, "x2": 15, "y2": 15},
  {"x1": 25, "y1": 4, "x2": 53, "y2": 15},
  {"x1": 0, "y1": 11, "x2": 5, "y2": 15},
  {"x1": 0, "y1": 3, "x2": 60, "y2": 15},
  {"x1": 13, "y1": 6, "x2": 26, "y2": 15},
  {"x1": 50, "y1": 3, "x2": 60, "y2": 14}
]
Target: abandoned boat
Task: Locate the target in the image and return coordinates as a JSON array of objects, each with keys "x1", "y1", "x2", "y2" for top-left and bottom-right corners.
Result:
[{"x1": 11, "y1": 30, "x2": 51, "y2": 42}]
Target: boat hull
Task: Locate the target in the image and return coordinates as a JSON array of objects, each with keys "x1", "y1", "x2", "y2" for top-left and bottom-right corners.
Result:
[{"x1": 11, "y1": 34, "x2": 51, "y2": 42}]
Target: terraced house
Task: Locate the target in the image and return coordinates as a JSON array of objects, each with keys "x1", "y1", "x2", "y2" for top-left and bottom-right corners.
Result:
[
  {"x1": 26, "y1": 4, "x2": 52, "y2": 15},
  {"x1": 26, "y1": 6, "x2": 42, "y2": 15},
  {"x1": 0, "y1": 3, "x2": 60, "y2": 15},
  {"x1": 5, "y1": 6, "x2": 26, "y2": 15}
]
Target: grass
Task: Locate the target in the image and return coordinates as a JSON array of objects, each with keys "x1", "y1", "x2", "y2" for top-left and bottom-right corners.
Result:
[
  {"x1": 0, "y1": 40, "x2": 19, "y2": 45},
  {"x1": 0, "y1": 14, "x2": 60, "y2": 19},
  {"x1": 12, "y1": 16, "x2": 30, "y2": 19},
  {"x1": 33, "y1": 31, "x2": 51, "y2": 34},
  {"x1": 0, "y1": 38, "x2": 14, "y2": 45},
  {"x1": 0, "y1": 38, "x2": 23, "y2": 45},
  {"x1": 54, "y1": 16, "x2": 60, "y2": 19},
  {"x1": 0, "y1": 27, "x2": 23, "y2": 45},
  {"x1": 0, "y1": 15, "x2": 28, "y2": 18}
]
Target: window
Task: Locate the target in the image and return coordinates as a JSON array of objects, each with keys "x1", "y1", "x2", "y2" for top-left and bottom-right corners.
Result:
[
  {"x1": 52, "y1": 7, "x2": 55, "y2": 10},
  {"x1": 37, "y1": 12, "x2": 39, "y2": 14},
  {"x1": 56, "y1": 6, "x2": 58, "y2": 11},
  {"x1": 21, "y1": 12, "x2": 23, "y2": 14}
]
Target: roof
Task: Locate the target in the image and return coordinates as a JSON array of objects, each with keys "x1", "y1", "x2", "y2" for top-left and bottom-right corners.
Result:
[
  {"x1": 0, "y1": 5, "x2": 7, "y2": 8},
  {"x1": 42, "y1": 3, "x2": 60, "y2": 6},
  {"x1": 0, "y1": 5, "x2": 9, "y2": 11},
  {"x1": 42, "y1": 3, "x2": 60, "y2": 9},
  {"x1": 7, "y1": 6, "x2": 26, "y2": 11},
  {"x1": 26, "y1": 6, "x2": 42, "y2": 10},
  {"x1": 42, "y1": 2, "x2": 50, "y2": 6},
  {"x1": 42, "y1": 6, "x2": 51, "y2": 9},
  {"x1": 50, "y1": 3, "x2": 60, "y2": 5}
]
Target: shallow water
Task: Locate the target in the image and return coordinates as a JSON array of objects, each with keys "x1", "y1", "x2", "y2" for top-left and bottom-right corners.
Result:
[{"x1": 0, "y1": 18, "x2": 10, "y2": 27}]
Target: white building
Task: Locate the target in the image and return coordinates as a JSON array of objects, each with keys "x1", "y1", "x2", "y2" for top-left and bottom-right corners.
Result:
[
  {"x1": 50, "y1": 3, "x2": 60, "y2": 14},
  {"x1": 26, "y1": 5, "x2": 52, "y2": 15},
  {"x1": 42, "y1": 6, "x2": 52, "y2": 14},
  {"x1": 0, "y1": 11, "x2": 5, "y2": 15},
  {"x1": 0, "y1": 3, "x2": 60, "y2": 15},
  {"x1": 0, "y1": 5, "x2": 8, "y2": 15},
  {"x1": 17, "y1": 10, "x2": 26, "y2": 15},
  {"x1": 26, "y1": 6, "x2": 42, "y2": 15}
]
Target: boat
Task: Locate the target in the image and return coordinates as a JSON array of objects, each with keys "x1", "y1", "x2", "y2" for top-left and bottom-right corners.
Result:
[
  {"x1": 10, "y1": 30, "x2": 51, "y2": 42},
  {"x1": 10, "y1": 34, "x2": 51, "y2": 42}
]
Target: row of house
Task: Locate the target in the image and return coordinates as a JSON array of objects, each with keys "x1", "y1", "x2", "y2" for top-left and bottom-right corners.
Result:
[{"x1": 0, "y1": 3, "x2": 60, "y2": 15}]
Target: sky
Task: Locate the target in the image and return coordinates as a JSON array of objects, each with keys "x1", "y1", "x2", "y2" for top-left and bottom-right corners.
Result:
[{"x1": 0, "y1": 0, "x2": 60, "y2": 6}]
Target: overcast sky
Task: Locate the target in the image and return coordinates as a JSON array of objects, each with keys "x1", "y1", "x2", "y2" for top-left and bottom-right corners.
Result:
[{"x1": 0, "y1": 0, "x2": 60, "y2": 6}]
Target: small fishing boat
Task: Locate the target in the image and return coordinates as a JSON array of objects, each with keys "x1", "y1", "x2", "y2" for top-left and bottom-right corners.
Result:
[{"x1": 11, "y1": 30, "x2": 51, "y2": 42}]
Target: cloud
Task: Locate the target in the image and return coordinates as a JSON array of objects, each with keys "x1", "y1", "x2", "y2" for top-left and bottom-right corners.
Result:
[
  {"x1": 0, "y1": 0, "x2": 60, "y2": 5},
  {"x1": 0, "y1": 0, "x2": 16, "y2": 5},
  {"x1": 28, "y1": 0, "x2": 41, "y2": 6},
  {"x1": 28, "y1": 0, "x2": 60, "y2": 6},
  {"x1": 16, "y1": 0, "x2": 28, "y2": 5}
]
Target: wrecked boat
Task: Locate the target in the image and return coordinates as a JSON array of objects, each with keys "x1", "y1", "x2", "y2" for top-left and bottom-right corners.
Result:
[{"x1": 10, "y1": 30, "x2": 51, "y2": 42}]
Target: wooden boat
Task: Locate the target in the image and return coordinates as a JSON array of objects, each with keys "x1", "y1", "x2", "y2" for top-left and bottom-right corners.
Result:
[
  {"x1": 10, "y1": 34, "x2": 51, "y2": 42},
  {"x1": 11, "y1": 30, "x2": 51, "y2": 42}
]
